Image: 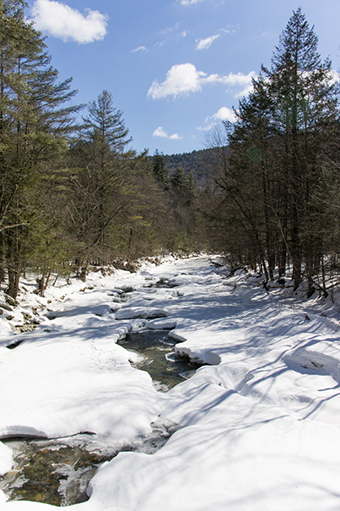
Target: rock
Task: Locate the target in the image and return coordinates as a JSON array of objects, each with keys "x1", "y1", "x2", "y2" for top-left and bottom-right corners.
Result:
[
  {"x1": 147, "y1": 319, "x2": 177, "y2": 330},
  {"x1": 120, "y1": 285, "x2": 135, "y2": 293},
  {"x1": 115, "y1": 308, "x2": 168, "y2": 320},
  {"x1": 14, "y1": 324, "x2": 37, "y2": 333},
  {"x1": 146, "y1": 309, "x2": 168, "y2": 319},
  {"x1": 4, "y1": 294, "x2": 17, "y2": 307},
  {"x1": 7, "y1": 340, "x2": 25, "y2": 349},
  {"x1": 0, "y1": 303, "x2": 13, "y2": 312},
  {"x1": 111, "y1": 297, "x2": 122, "y2": 303},
  {"x1": 3, "y1": 470, "x2": 19, "y2": 482},
  {"x1": 107, "y1": 289, "x2": 124, "y2": 296}
]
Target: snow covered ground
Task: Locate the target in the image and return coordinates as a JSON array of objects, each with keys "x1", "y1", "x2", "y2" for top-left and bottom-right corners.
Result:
[{"x1": 1, "y1": 255, "x2": 340, "y2": 510}]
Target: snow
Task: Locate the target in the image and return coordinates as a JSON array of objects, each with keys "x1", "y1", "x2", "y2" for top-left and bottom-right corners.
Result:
[
  {"x1": 1, "y1": 255, "x2": 340, "y2": 509},
  {"x1": 114, "y1": 307, "x2": 168, "y2": 320},
  {"x1": 0, "y1": 443, "x2": 12, "y2": 477},
  {"x1": 147, "y1": 318, "x2": 177, "y2": 330}
]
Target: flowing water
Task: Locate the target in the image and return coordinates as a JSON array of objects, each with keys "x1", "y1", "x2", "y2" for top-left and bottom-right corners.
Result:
[
  {"x1": 1, "y1": 330, "x2": 202, "y2": 507},
  {"x1": 0, "y1": 421, "x2": 178, "y2": 507},
  {"x1": 118, "y1": 329, "x2": 203, "y2": 391}
]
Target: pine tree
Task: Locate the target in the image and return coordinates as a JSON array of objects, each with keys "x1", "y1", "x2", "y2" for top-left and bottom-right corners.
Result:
[
  {"x1": 217, "y1": 8, "x2": 340, "y2": 290},
  {"x1": 152, "y1": 150, "x2": 169, "y2": 186},
  {"x1": 262, "y1": 7, "x2": 339, "y2": 287},
  {"x1": 67, "y1": 90, "x2": 134, "y2": 275},
  {"x1": 0, "y1": 0, "x2": 80, "y2": 298}
]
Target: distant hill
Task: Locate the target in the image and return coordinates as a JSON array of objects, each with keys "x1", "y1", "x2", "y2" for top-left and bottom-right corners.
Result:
[{"x1": 163, "y1": 147, "x2": 228, "y2": 187}]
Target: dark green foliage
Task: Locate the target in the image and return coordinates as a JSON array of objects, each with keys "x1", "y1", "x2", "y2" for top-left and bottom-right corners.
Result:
[
  {"x1": 152, "y1": 150, "x2": 169, "y2": 186},
  {"x1": 164, "y1": 148, "x2": 225, "y2": 187},
  {"x1": 207, "y1": 8, "x2": 340, "y2": 293},
  {"x1": 0, "y1": 0, "x2": 81, "y2": 297}
]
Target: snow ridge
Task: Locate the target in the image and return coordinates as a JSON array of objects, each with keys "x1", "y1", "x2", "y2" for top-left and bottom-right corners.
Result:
[{"x1": 1, "y1": 255, "x2": 340, "y2": 510}]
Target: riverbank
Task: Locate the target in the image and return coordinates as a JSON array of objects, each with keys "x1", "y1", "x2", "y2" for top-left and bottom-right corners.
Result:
[{"x1": 1, "y1": 255, "x2": 340, "y2": 510}]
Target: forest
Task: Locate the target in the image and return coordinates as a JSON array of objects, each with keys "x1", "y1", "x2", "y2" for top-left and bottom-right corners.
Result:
[{"x1": 1, "y1": 2, "x2": 340, "y2": 300}]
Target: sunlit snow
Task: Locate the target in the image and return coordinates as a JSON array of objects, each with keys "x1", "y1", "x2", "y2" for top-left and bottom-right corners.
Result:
[{"x1": 1, "y1": 255, "x2": 340, "y2": 510}]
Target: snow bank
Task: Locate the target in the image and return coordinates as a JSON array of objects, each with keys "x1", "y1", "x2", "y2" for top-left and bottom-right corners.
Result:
[
  {"x1": 1, "y1": 255, "x2": 340, "y2": 510},
  {"x1": 0, "y1": 442, "x2": 12, "y2": 475}
]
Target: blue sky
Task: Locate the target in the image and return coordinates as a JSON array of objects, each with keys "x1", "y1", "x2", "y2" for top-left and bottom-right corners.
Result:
[{"x1": 26, "y1": 0, "x2": 340, "y2": 156}]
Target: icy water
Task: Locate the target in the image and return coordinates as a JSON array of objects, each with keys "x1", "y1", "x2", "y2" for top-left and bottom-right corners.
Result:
[
  {"x1": 0, "y1": 421, "x2": 178, "y2": 507},
  {"x1": 118, "y1": 329, "x2": 203, "y2": 391},
  {"x1": 0, "y1": 330, "x2": 201, "y2": 506}
]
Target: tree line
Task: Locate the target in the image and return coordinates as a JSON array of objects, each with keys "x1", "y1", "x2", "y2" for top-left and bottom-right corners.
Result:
[
  {"x1": 0, "y1": 0, "x2": 205, "y2": 299},
  {"x1": 2, "y1": 3, "x2": 339, "y2": 300},
  {"x1": 206, "y1": 8, "x2": 340, "y2": 297}
]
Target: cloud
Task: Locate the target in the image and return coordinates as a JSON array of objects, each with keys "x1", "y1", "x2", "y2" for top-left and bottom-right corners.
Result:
[
  {"x1": 197, "y1": 106, "x2": 237, "y2": 132},
  {"x1": 31, "y1": 0, "x2": 108, "y2": 44},
  {"x1": 132, "y1": 46, "x2": 148, "y2": 53},
  {"x1": 196, "y1": 123, "x2": 216, "y2": 132},
  {"x1": 148, "y1": 63, "x2": 206, "y2": 100},
  {"x1": 155, "y1": 24, "x2": 187, "y2": 49},
  {"x1": 178, "y1": 0, "x2": 206, "y2": 4},
  {"x1": 221, "y1": 71, "x2": 256, "y2": 96},
  {"x1": 148, "y1": 63, "x2": 256, "y2": 100},
  {"x1": 152, "y1": 127, "x2": 168, "y2": 138},
  {"x1": 152, "y1": 127, "x2": 182, "y2": 140},
  {"x1": 196, "y1": 27, "x2": 237, "y2": 51},
  {"x1": 196, "y1": 34, "x2": 220, "y2": 50},
  {"x1": 211, "y1": 106, "x2": 236, "y2": 122}
]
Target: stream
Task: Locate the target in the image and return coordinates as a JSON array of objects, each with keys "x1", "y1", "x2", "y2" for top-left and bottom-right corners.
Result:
[
  {"x1": 0, "y1": 421, "x2": 178, "y2": 507},
  {"x1": 0, "y1": 329, "x2": 202, "y2": 506},
  {"x1": 117, "y1": 329, "x2": 203, "y2": 391}
]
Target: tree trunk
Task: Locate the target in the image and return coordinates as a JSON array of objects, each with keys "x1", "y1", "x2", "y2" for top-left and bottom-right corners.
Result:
[{"x1": 6, "y1": 265, "x2": 21, "y2": 299}]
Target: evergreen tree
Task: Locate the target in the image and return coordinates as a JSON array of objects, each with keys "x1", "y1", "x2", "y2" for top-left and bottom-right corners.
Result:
[
  {"x1": 152, "y1": 149, "x2": 169, "y2": 186},
  {"x1": 0, "y1": 0, "x2": 80, "y2": 297},
  {"x1": 67, "y1": 90, "x2": 134, "y2": 275},
  {"x1": 263, "y1": 7, "x2": 339, "y2": 287},
  {"x1": 211, "y1": 8, "x2": 340, "y2": 290},
  {"x1": 82, "y1": 89, "x2": 131, "y2": 153},
  {"x1": 171, "y1": 167, "x2": 189, "y2": 189}
]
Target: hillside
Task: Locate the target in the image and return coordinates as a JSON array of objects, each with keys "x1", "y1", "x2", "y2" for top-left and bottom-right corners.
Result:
[{"x1": 164, "y1": 148, "x2": 224, "y2": 187}]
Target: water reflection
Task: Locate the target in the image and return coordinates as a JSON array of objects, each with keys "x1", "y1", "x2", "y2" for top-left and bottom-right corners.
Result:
[{"x1": 118, "y1": 330, "x2": 203, "y2": 391}]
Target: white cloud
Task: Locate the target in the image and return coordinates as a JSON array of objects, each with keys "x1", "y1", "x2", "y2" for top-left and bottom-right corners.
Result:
[
  {"x1": 148, "y1": 64, "x2": 256, "y2": 100},
  {"x1": 196, "y1": 34, "x2": 220, "y2": 50},
  {"x1": 132, "y1": 46, "x2": 147, "y2": 53},
  {"x1": 178, "y1": 0, "x2": 206, "y2": 4},
  {"x1": 212, "y1": 106, "x2": 236, "y2": 122},
  {"x1": 196, "y1": 123, "x2": 216, "y2": 132},
  {"x1": 148, "y1": 63, "x2": 206, "y2": 100},
  {"x1": 197, "y1": 106, "x2": 237, "y2": 132},
  {"x1": 152, "y1": 126, "x2": 182, "y2": 140},
  {"x1": 153, "y1": 127, "x2": 168, "y2": 138},
  {"x1": 31, "y1": 0, "x2": 108, "y2": 44},
  {"x1": 221, "y1": 71, "x2": 256, "y2": 96}
]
